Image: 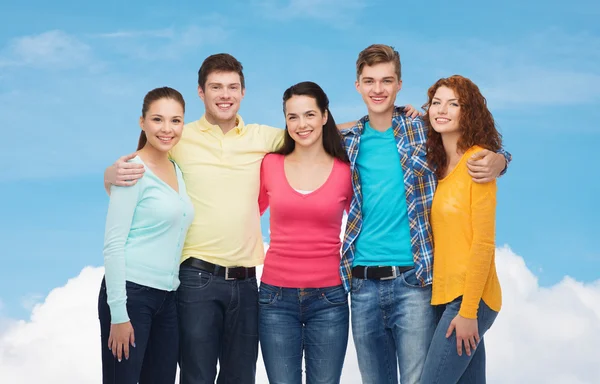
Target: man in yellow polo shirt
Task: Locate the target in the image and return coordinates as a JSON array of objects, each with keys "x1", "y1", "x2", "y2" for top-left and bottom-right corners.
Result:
[{"x1": 104, "y1": 54, "x2": 283, "y2": 384}]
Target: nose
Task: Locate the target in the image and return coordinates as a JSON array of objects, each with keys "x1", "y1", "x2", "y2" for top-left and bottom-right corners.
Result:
[
  {"x1": 438, "y1": 103, "x2": 448, "y2": 114},
  {"x1": 374, "y1": 81, "x2": 382, "y2": 93},
  {"x1": 298, "y1": 116, "x2": 308, "y2": 128}
]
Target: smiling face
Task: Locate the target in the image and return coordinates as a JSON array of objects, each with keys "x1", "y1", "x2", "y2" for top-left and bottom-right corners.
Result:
[
  {"x1": 284, "y1": 95, "x2": 328, "y2": 149},
  {"x1": 198, "y1": 70, "x2": 245, "y2": 127},
  {"x1": 355, "y1": 62, "x2": 402, "y2": 116},
  {"x1": 139, "y1": 98, "x2": 184, "y2": 153},
  {"x1": 429, "y1": 86, "x2": 461, "y2": 135}
]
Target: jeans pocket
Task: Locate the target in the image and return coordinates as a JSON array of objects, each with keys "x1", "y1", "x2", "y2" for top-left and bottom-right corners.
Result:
[
  {"x1": 258, "y1": 285, "x2": 278, "y2": 306},
  {"x1": 178, "y1": 267, "x2": 212, "y2": 290},
  {"x1": 350, "y1": 277, "x2": 364, "y2": 294},
  {"x1": 321, "y1": 286, "x2": 348, "y2": 305},
  {"x1": 400, "y1": 268, "x2": 423, "y2": 288}
]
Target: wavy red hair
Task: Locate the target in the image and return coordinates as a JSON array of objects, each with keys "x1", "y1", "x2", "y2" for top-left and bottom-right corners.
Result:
[{"x1": 423, "y1": 75, "x2": 502, "y2": 178}]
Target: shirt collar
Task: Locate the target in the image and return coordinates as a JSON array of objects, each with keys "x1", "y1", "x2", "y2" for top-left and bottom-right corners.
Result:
[
  {"x1": 198, "y1": 114, "x2": 246, "y2": 135},
  {"x1": 340, "y1": 106, "x2": 407, "y2": 137}
]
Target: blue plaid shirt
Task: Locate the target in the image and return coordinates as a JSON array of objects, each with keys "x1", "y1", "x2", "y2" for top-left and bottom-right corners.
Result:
[{"x1": 339, "y1": 106, "x2": 510, "y2": 292}]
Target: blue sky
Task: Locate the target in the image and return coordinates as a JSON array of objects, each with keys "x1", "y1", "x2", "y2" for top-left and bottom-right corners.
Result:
[{"x1": 0, "y1": 0, "x2": 598, "y2": 319}]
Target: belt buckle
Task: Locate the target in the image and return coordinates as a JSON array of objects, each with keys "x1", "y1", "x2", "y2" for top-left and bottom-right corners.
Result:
[
  {"x1": 380, "y1": 267, "x2": 397, "y2": 280},
  {"x1": 224, "y1": 267, "x2": 236, "y2": 281}
]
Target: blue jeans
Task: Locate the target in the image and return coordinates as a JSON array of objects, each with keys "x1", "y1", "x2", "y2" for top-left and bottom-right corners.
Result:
[
  {"x1": 350, "y1": 267, "x2": 437, "y2": 384},
  {"x1": 421, "y1": 297, "x2": 498, "y2": 384},
  {"x1": 98, "y1": 278, "x2": 178, "y2": 384},
  {"x1": 177, "y1": 263, "x2": 259, "y2": 384},
  {"x1": 258, "y1": 283, "x2": 349, "y2": 384}
]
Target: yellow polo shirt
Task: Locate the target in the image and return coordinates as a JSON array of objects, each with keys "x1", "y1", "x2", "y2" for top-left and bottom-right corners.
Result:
[{"x1": 169, "y1": 115, "x2": 284, "y2": 267}]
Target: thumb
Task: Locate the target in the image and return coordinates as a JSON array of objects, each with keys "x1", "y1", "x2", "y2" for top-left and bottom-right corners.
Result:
[
  {"x1": 121, "y1": 152, "x2": 138, "y2": 162},
  {"x1": 130, "y1": 328, "x2": 136, "y2": 348},
  {"x1": 446, "y1": 322, "x2": 456, "y2": 338}
]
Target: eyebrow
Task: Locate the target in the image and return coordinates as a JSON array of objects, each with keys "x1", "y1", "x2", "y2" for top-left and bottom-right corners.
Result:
[
  {"x1": 286, "y1": 109, "x2": 317, "y2": 116},
  {"x1": 207, "y1": 82, "x2": 241, "y2": 87},
  {"x1": 432, "y1": 97, "x2": 459, "y2": 101},
  {"x1": 150, "y1": 114, "x2": 183, "y2": 118},
  {"x1": 362, "y1": 76, "x2": 396, "y2": 80}
]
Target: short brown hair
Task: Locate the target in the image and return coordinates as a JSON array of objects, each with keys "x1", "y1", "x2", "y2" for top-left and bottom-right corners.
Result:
[
  {"x1": 197, "y1": 53, "x2": 245, "y2": 90},
  {"x1": 356, "y1": 44, "x2": 401, "y2": 80}
]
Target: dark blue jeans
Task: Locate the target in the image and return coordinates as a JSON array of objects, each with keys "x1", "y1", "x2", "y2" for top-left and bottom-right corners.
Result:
[
  {"x1": 421, "y1": 297, "x2": 498, "y2": 384},
  {"x1": 177, "y1": 264, "x2": 259, "y2": 384},
  {"x1": 258, "y1": 283, "x2": 349, "y2": 384},
  {"x1": 98, "y1": 278, "x2": 178, "y2": 384}
]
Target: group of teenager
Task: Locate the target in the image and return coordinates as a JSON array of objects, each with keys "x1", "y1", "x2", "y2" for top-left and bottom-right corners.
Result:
[{"x1": 98, "y1": 44, "x2": 511, "y2": 384}]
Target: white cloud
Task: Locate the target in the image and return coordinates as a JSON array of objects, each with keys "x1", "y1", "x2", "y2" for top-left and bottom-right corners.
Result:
[
  {"x1": 1, "y1": 247, "x2": 599, "y2": 383},
  {"x1": 0, "y1": 30, "x2": 93, "y2": 69}
]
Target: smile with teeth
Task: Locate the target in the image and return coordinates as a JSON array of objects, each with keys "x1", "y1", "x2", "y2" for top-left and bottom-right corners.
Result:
[
  {"x1": 217, "y1": 103, "x2": 233, "y2": 110},
  {"x1": 370, "y1": 96, "x2": 386, "y2": 103},
  {"x1": 296, "y1": 130, "x2": 312, "y2": 138},
  {"x1": 435, "y1": 117, "x2": 450, "y2": 123},
  {"x1": 157, "y1": 136, "x2": 174, "y2": 143}
]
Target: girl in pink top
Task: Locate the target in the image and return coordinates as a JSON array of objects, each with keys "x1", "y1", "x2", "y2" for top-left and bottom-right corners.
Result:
[{"x1": 258, "y1": 81, "x2": 352, "y2": 384}]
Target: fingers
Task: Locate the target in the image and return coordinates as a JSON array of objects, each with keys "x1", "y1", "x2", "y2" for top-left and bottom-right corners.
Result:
[
  {"x1": 463, "y1": 336, "x2": 472, "y2": 356},
  {"x1": 130, "y1": 330, "x2": 136, "y2": 349},
  {"x1": 468, "y1": 336, "x2": 478, "y2": 355},
  {"x1": 116, "y1": 341, "x2": 123, "y2": 362},
  {"x1": 123, "y1": 341, "x2": 130, "y2": 361},
  {"x1": 118, "y1": 153, "x2": 138, "y2": 163},
  {"x1": 469, "y1": 149, "x2": 491, "y2": 160},
  {"x1": 446, "y1": 322, "x2": 456, "y2": 338},
  {"x1": 456, "y1": 337, "x2": 463, "y2": 356},
  {"x1": 115, "y1": 180, "x2": 139, "y2": 187},
  {"x1": 470, "y1": 175, "x2": 495, "y2": 184},
  {"x1": 466, "y1": 162, "x2": 488, "y2": 173}
]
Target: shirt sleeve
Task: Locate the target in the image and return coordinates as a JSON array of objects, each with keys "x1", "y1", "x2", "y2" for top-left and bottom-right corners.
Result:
[
  {"x1": 258, "y1": 156, "x2": 270, "y2": 215},
  {"x1": 459, "y1": 179, "x2": 497, "y2": 319},
  {"x1": 103, "y1": 182, "x2": 142, "y2": 324},
  {"x1": 260, "y1": 125, "x2": 285, "y2": 152},
  {"x1": 497, "y1": 147, "x2": 512, "y2": 176}
]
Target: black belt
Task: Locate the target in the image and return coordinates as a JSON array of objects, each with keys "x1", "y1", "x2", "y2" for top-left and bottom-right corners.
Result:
[
  {"x1": 182, "y1": 258, "x2": 256, "y2": 280},
  {"x1": 352, "y1": 265, "x2": 414, "y2": 280}
]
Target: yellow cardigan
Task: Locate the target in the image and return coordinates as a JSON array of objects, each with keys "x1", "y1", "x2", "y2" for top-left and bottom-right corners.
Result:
[{"x1": 430, "y1": 145, "x2": 502, "y2": 319}]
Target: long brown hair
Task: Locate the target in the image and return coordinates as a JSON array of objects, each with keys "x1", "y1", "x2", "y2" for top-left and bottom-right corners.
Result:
[
  {"x1": 275, "y1": 81, "x2": 348, "y2": 163},
  {"x1": 138, "y1": 87, "x2": 185, "y2": 150},
  {"x1": 423, "y1": 75, "x2": 502, "y2": 178}
]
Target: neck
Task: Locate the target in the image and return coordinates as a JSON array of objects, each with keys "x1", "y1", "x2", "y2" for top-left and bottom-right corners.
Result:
[
  {"x1": 287, "y1": 142, "x2": 330, "y2": 163},
  {"x1": 137, "y1": 145, "x2": 170, "y2": 165},
  {"x1": 205, "y1": 112, "x2": 237, "y2": 134},
  {"x1": 441, "y1": 131, "x2": 463, "y2": 165},
  {"x1": 367, "y1": 109, "x2": 394, "y2": 132}
]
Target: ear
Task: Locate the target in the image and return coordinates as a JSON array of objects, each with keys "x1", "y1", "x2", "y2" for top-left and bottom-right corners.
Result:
[
  {"x1": 197, "y1": 85, "x2": 205, "y2": 101},
  {"x1": 322, "y1": 108, "x2": 329, "y2": 126},
  {"x1": 139, "y1": 116, "x2": 145, "y2": 130},
  {"x1": 241, "y1": 87, "x2": 246, "y2": 99},
  {"x1": 355, "y1": 79, "x2": 360, "y2": 93},
  {"x1": 396, "y1": 79, "x2": 403, "y2": 93}
]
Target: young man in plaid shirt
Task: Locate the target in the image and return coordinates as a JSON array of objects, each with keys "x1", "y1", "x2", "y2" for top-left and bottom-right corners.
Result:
[{"x1": 339, "y1": 44, "x2": 511, "y2": 384}]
